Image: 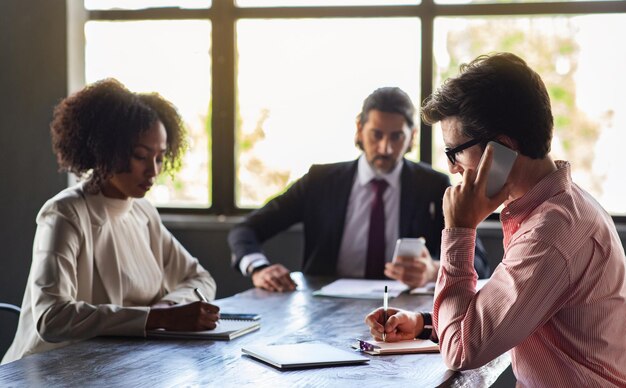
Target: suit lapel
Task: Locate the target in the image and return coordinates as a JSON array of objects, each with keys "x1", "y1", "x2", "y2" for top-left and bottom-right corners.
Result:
[{"x1": 326, "y1": 161, "x2": 358, "y2": 271}]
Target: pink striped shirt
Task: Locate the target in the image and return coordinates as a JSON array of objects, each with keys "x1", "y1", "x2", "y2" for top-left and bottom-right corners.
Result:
[{"x1": 433, "y1": 161, "x2": 626, "y2": 387}]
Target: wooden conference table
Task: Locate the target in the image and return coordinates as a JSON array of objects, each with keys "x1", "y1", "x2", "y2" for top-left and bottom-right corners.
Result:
[{"x1": 0, "y1": 274, "x2": 510, "y2": 387}]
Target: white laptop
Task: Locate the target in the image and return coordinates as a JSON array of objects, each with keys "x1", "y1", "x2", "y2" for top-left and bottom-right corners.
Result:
[{"x1": 241, "y1": 343, "x2": 369, "y2": 369}]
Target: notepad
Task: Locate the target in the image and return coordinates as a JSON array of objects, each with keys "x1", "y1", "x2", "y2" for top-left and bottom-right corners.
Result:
[
  {"x1": 148, "y1": 319, "x2": 260, "y2": 340},
  {"x1": 241, "y1": 343, "x2": 369, "y2": 369},
  {"x1": 353, "y1": 338, "x2": 439, "y2": 355},
  {"x1": 313, "y1": 279, "x2": 408, "y2": 299}
]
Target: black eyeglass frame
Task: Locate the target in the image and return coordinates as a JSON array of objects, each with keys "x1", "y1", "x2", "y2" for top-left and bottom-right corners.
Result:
[{"x1": 444, "y1": 138, "x2": 488, "y2": 165}]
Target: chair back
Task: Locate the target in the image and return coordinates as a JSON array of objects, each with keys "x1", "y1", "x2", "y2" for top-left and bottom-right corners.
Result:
[{"x1": 0, "y1": 303, "x2": 21, "y2": 360}]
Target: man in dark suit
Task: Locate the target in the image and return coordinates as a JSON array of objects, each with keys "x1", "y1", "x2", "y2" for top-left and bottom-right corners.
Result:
[{"x1": 228, "y1": 87, "x2": 490, "y2": 292}]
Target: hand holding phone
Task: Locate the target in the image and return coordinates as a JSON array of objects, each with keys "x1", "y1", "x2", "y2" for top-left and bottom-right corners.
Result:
[
  {"x1": 392, "y1": 238, "x2": 426, "y2": 260},
  {"x1": 484, "y1": 141, "x2": 518, "y2": 197}
]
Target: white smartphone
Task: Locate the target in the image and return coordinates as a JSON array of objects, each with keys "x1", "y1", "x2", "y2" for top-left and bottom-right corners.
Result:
[
  {"x1": 392, "y1": 237, "x2": 426, "y2": 260},
  {"x1": 484, "y1": 141, "x2": 518, "y2": 198}
]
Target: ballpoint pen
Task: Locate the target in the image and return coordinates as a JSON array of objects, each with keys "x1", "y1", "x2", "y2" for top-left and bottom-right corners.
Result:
[
  {"x1": 382, "y1": 285, "x2": 388, "y2": 342},
  {"x1": 194, "y1": 287, "x2": 209, "y2": 303}
]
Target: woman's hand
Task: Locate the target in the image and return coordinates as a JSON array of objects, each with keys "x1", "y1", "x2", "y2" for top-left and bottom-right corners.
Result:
[
  {"x1": 364, "y1": 307, "x2": 423, "y2": 342},
  {"x1": 146, "y1": 301, "x2": 220, "y2": 331}
]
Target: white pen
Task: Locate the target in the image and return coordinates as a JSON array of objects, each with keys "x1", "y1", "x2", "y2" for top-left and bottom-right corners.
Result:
[
  {"x1": 382, "y1": 285, "x2": 388, "y2": 342},
  {"x1": 194, "y1": 287, "x2": 209, "y2": 303}
]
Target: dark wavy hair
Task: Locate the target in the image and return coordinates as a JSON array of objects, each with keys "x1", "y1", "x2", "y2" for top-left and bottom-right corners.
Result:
[
  {"x1": 50, "y1": 78, "x2": 187, "y2": 192},
  {"x1": 421, "y1": 52, "x2": 553, "y2": 159},
  {"x1": 356, "y1": 86, "x2": 416, "y2": 153}
]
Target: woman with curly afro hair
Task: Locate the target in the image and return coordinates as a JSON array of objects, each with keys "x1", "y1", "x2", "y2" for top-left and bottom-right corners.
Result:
[{"x1": 3, "y1": 79, "x2": 219, "y2": 364}]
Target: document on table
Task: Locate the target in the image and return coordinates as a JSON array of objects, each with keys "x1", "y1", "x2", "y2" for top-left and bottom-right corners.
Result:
[
  {"x1": 313, "y1": 279, "x2": 408, "y2": 299},
  {"x1": 409, "y1": 278, "x2": 490, "y2": 295}
]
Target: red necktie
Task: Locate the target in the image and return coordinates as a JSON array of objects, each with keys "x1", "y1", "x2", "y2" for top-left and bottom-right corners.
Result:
[{"x1": 365, "y1": 179, "x2": 388, "y2": 279}]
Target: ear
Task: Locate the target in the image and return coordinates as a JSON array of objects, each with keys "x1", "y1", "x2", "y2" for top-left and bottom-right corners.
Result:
[
  {"x1": 409, "y1": 127, "x2": 417, "y2": 144},
  {"x1": 495, "y1": 135, "x2": 518, "y2": 151},
  {"x1": 355, "y1": 119, "x2": 364, "y2": 147}
]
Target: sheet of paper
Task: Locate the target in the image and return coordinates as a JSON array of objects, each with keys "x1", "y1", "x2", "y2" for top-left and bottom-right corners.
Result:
[
  {"x1": 409, "y1": 281, "x2": 436, "y2": 295},
  {"x1": 410, "y1": 278, "x2": 490, "y2": 295},
  {"x1": 313, "y1": 279, "x2": 408, "y2": 299}
]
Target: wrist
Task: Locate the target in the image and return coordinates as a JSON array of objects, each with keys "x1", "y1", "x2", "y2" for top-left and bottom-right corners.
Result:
[
  {"x1": 416, "y1": 312, "x2": 436, "y2": 342},
  {"x1": 146, "y1": 308, "x2": 167, "y2": 330},
  {"x1": 248, "y1": 263, "x2": 269, "y2": 277}
]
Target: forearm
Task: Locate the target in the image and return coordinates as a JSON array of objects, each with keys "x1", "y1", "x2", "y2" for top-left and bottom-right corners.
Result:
[
  {"x1": 434, "y1": 229, "x2": 571, "y2": 370},
  {"x1": 433, "y1": 228, "x2": 487, "y2": 370},
  {"x1": 37, "y1": 301, "x2": 149, "y2": 343}
]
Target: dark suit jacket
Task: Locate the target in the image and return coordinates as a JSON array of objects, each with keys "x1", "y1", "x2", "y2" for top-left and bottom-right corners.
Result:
[{"x1": 228, "y1": 158, "x2": 490, "y2": 278}]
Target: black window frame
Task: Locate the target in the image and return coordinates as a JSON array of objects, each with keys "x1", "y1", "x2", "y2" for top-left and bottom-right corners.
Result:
[{"x1": 84, "y1": 0, "x2": 626, "y2": 223}]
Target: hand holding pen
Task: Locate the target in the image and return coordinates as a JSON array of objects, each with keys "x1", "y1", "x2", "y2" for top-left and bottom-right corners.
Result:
[
  {"x1": 145, "y1": 290, "x2": 220, "y2": 331},
  {"x1": 364, "y1": 305, "x2": 421, "y2": 342}
]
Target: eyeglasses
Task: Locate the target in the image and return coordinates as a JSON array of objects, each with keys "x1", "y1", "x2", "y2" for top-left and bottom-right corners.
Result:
[{"x1": 444, "y1": 138, "x2": 484, "y2": 165}]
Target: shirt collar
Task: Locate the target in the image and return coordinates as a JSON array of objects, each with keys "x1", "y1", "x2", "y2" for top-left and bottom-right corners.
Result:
[
  {"x1": 356, "y1": 154, "x2": 404, "y2": 189},
  {"x1": 501, "y1": 160, "x2": 572, "y2": 223}
]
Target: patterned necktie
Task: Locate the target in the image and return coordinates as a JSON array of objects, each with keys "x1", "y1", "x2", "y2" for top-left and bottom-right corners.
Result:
[{"x1": 365, "y1": 179, "x2": 389, "y2": 279}]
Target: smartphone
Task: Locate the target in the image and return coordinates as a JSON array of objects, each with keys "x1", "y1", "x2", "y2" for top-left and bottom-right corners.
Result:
[
  {"x1": 484, "y1": 141, "x2": 518, "y2": 198},
  {"x1": 220, "y1": 313, "x2": 261, "y2": 321},
  {"x1": 392, "y1": 237, "x2": 426, "y2": 260}
]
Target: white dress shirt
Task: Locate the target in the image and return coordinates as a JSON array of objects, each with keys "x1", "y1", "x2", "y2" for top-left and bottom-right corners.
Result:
[{"x1": 336, "y1": 155, "x2": 402, "y2": 277}]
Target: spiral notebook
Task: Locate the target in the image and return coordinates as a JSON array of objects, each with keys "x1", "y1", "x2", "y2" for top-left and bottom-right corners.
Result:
[
  {"x1": 353, "y1": 338, "x2": 439, "y2": 355},
  {"x1": 148, "y1": 318, "x2": 260, "y2": 340}
]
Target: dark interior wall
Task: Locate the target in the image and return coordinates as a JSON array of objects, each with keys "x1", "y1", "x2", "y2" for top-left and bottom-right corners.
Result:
[{"x1": 0, "y1": 1, "x2": 68, "y2": 306}]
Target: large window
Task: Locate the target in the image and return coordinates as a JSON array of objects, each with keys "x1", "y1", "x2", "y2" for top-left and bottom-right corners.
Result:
[{"x1": 80, "y1": 0, "x2": 626, "y2": 216}]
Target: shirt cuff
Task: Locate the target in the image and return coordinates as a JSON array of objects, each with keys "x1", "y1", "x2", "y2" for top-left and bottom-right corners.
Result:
[
  {"x1": 441, "y1": 228, "x2": 476, "y2": 272},
  {"x1": 239, "y1": 253, "x2": 270, "y2": 276}
]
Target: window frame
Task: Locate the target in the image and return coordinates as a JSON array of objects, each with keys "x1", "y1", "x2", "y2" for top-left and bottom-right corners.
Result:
[{"x1": 82, "y1": 0, "x2": 626, "y2": 221}]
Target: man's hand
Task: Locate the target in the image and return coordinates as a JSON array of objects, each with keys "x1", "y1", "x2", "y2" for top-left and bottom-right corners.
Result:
[
  {"x1": 146, "y1": 301, "x2": 220, "y2": 331},
  {"x1": 384, "y1": 245, "x2": 439, "y2": 288},
  {"x1": 443, "y1": 144, "x2": 511, "y2": 229},
  {"x1": 364, "y1": 307, "x2": 423, "y2": 342},
  {"x1": 251, "y1": 264, "x2": 297, "y2": 292}
]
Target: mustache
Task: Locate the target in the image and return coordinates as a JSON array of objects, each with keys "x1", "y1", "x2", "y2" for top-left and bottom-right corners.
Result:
[{"x1": 373, "y1": 155, "x2": 392, "y2": 162}]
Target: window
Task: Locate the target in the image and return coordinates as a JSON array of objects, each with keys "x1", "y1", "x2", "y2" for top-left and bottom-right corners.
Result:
[
  {"x1": 236, "y1": 18, "x2": 420, "y2": 207},
  {"x1": 432, "y1": 15, "x2": 626, "y2": 215},
  {"x1": 79, "y1": 0, "x2": 626, "y2": 216},
  {"x1": 85, "y1": 20, "x2": 212, "y2": 208}
]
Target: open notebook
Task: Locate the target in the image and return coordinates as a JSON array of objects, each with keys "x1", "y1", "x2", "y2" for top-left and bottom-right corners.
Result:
[
  {"x1": 353, "y1": 338, "x2": 439, "y2": 355},
  {"x1": 148, "y1": 319, "x2": 260, "y2": 340}
]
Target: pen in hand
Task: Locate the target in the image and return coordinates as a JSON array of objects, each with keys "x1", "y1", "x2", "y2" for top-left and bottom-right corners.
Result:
[{"x1": 382, "y1": 285, "x2": 388, "y2": 342}]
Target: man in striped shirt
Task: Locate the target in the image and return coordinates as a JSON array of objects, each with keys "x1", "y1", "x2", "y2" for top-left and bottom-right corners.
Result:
[{"x1": 365, "y1": 52, "x2": 626, "y2": 386}]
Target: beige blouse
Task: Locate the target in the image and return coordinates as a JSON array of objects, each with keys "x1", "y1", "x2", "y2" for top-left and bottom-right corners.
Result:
[{"x1": 2, "y1": 184, "x2": 216, "y2": 364}]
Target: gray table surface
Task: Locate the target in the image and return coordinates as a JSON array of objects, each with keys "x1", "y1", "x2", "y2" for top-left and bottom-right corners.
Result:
[{"x1": 0, "y1": 274, "x2": 510, "y2": 387}]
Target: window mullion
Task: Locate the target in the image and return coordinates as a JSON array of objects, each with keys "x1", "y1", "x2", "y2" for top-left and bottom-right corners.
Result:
[{"x1": 211, "y1": 0, "x2": 237, "y2": 214}]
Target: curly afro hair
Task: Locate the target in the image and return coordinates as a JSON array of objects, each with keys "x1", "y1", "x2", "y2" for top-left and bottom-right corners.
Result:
[{"x1": 50, "y1": 78, "x2": 187, "y2": 192}]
